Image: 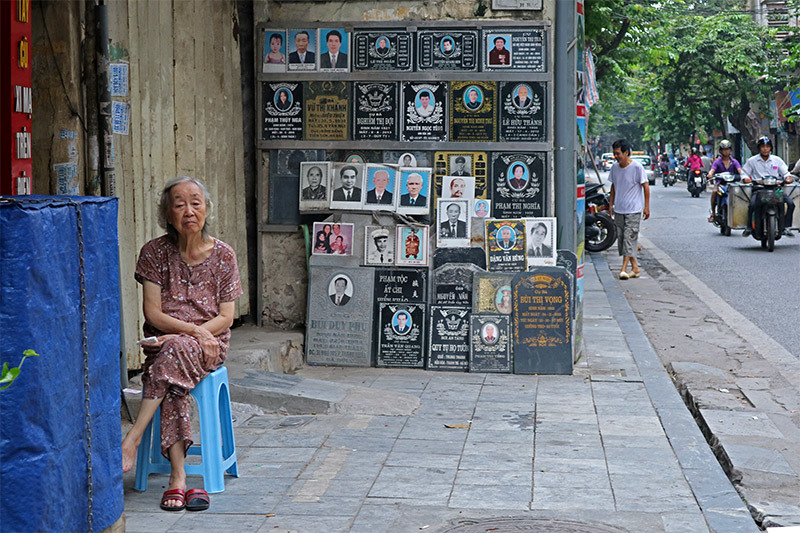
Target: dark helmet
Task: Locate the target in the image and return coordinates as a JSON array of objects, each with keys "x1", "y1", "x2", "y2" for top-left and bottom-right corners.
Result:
[
  {"x1": 757, "y1": 136, "x2": 772, "y2": 148},
  {"x1": 719, "y1": 139, "x2": 732, "y2": 150}
]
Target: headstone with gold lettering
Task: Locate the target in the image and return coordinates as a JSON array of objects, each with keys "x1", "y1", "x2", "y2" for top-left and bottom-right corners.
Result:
[
  {"x1": 450, "y1": 81, "x2": 497, "y2": 142},
  {"x1": 304, "y1": 81, "x2": 349, "y2": 140},
  {"x1": 512, "y1": 269, "x2": 572, "y2": 375},
  {"x1": 417, "y1": 30, "x2": 479, "y2": 71}
]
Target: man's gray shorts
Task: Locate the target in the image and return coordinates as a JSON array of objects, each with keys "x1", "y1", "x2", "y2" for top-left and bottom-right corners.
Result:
[{"x1": 614, "y1": 212, "x2": 642, "y2": 257}]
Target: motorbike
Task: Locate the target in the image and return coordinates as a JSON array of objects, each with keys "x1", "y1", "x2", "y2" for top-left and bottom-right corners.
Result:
[
  {"x1": 687, "y1": 168, "x2": 704, "y2": 197},
  {"x1": 675, "y1": 157, "x2": 688, "y2": 181},
  {"x1": 711, "y1": 172, "x2": 737, "y2": 236},
  {"x1": 743, "y1": 175, "x2": 793, "y2": 252},
  {"x1": 584, "y1": 182, "x2": 617, "y2": 252},
  {"x1": 662, "y1": 167, "x2": 675, "y2": 187}
]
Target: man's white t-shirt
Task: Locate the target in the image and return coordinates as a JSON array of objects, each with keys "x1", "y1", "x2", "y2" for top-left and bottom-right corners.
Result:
[
  {"x1": 609, "y1": 159, "x2": 647, "y2": 214},
  {"x1": 742, "y1": 154, "x2": 788, "y2": 180}
]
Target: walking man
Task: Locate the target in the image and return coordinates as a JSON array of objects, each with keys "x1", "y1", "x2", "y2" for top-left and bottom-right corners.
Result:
[{"x1": 608, "y1": 139, "x2": 650, "y2": 280}]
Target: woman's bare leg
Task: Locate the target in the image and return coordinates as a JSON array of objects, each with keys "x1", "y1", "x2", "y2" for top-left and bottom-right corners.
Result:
[
  {"x1": 162, "y1": 441, "x2": 187, "y2": 509},
  {"x1": 121, "y1": 397, "x2": 164, "y2": 472}
]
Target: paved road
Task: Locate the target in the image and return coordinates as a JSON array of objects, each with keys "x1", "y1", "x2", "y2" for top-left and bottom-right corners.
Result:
[{"x1": 591, "y1": 170, "x2": 800, "y2": 357}]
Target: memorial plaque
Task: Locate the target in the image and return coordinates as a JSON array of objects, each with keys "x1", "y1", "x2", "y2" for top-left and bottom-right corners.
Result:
[
  {"x1": 262, "y1": 82, "x2": 303, "y2": 140},
  {"x1": 376, "y1": 303, "x2": 426, "y2": 368},
  {"x1": 470, "y1": 315, "x2": 511, "y2": 373},
  {"x1": 512, "y1": 269, "x2": 573, "y2": 375},
  {"x1": 482, "y1": 28, "x2": 546, "y2": 72},
  {"x1": 364, "y1": 226, "x2": 395, "y2": 266},
  {"x1": 287, "y1": 29, "x2": 318, "y2": 72},
  {"x1": 374, "y1": 268, "x2": 428, "y2": 304},
  {"x1": 557, "y1": 249, "x2": 578, "y2": 321},
  {"x1": 267, "y1": 149, "x2": 325, "y2": 224},
  {"x1": 397, "y1": 167, "x2": 432, "y2": 216},
  {"x1": 428, "y1": 306, "x2": 470, "y2": 371},
  {"x1": 401, "y1": 82, "x2": 447, "y2": 142},
  {"x1": 418, "y1": 30, "x2": 479, "y2": 71},
  {"x1": 353, "y1": 30, "x2": 413, "y2": 71},
  {"x1": 352, "y1": 82, "x2": 399, "y2": 141},
  {"x1": 306, "y1": 266, "x2": 374, "y2": 366},
  {"x1": 433, "y1": 151, "x2": 488, "y2": 201},
  {"x1": 433, "y1": 263, "x2": 484, "y2": 307},
  {"x1": 472, "y1": 272, "x2": 515, "y2": 314},
  {"x1": 436, "y1": 198, "x2": 470, "y2": 248},
  {"x1": 305, "y1": 81, "x2": 349, "y2": 141},
  {"x1": 298, "y1": 161, "x2": 332, "y2": 211},
  {"x1": 319, "y1": 28, "x2": 351, "y2": 72},
  {"x1": 491, "y1": 152, "x2": 546, "y2": 219},
  {"x1": 524, "y1": 217, "x2": 557, "y2": 268},
  {"x1": 432, "y1": 247, "x2": 487, "y2": 270},
  {"x1": 499, "y1": 81, "x2": 546, "y2": 142},
  {"x1": 384, "y1": 151, "x2": 432, "y2": 168},
  {"x1": 450, "y1": 81, "x2": 497, "y2": 142},
  {"x1": 486, "y1": 219, "x2": 526, "y2": 272},
  {"x1": 330, "y1": 162, "x2": 366, "y2": 210}
]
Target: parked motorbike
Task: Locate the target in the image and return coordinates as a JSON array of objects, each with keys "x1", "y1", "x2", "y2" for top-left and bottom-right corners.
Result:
[
  {"x1": 743, "y1": 175, "x2": 793, "y2": 252},
  {"x1": 687, "y1": 169, "x2": 704, "y2": 197},
  {"x1": 711, "y1": 172, "x2": 737, "y2": 236},
  {"x1": 584, "y1": 182, "x2": 617, "y2": 252}
]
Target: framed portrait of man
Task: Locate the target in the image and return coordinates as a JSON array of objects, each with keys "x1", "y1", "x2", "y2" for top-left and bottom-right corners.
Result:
[
  {"x1": 319, "y1": 28, "x2": 350, "y2": 72},
  {"x1": 397, "y1": 167, "x2": 431, "y2": 216},
  {"x1": 287, "y1": 29, "x2": 317, "y2": 71},
  {"x1": 364, "y1": 164, "x2": 398, "y2": 211},
  {"x1": 364, "y1": 226, "x2": 395, "y2": 266},
  {"x1": 436, "y1": 198, "x2": 470, "y2": 248},
  {"x1": 330, "y1": 163, "x2": 365, "y2": 210},
  {"x1": 525, "y1": 217, "x2": 557, "y2": 268},
  {"x1": 328, "y1": 273, "x2": 354, "y2": 307},
  {"x1": 486, "y1": 33, "x2": 512, "y2": 67},
  {"x1": 298, "y1": 161, "x2": 331, "y2": 211},
  {"x1": 442, "y1": 176, "x2": 476, "y2": 200}
]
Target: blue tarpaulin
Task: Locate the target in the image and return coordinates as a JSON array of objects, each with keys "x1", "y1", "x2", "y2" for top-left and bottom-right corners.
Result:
[{"x1": 0, "y1": 196, "x2": 123, "y2": 532}]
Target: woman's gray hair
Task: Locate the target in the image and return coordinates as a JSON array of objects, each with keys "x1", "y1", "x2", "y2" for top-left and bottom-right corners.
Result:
[{"x1": 157, "y1": 176, "x2": 213, "y2": 242}]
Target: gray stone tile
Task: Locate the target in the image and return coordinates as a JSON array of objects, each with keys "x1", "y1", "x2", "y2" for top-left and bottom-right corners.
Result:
[
  {"x1": 533, "y1": 444, "x2": 606, "y2": 461},
  {"x1": 597, "y1": 415, "x2": 666, "y2": 437},
  {"x1": 167, "y1": 513, "x2": 267, "y2": 532},
  {"x1": 531, "y1": 486, "x2": 615, "y2": 511},
  {"x1": 454, "y1": 468, "x2": 532, "y2": 486},
  {"x1": 458, "y1": 453, "x2": 533, "y2": 472},
  {"x1": 238, "y1": 446, "x2": 318, "y2": 463},
  {"x1": 600, "y1": 434, "x2": 673, "y2": 449},
  {"x1": 449, "y1": 484, "x2": 531, "y2": 509},
  {"x1": 239, "y1": 461, "x2": 311, "y2": 479},
  {"x1": 724, "y1": 442, "x2": 796, "y2": 475},
  {"x1": 534, "y1": 469, "x2": 611, "y2": 489},
  {"x1": 385, "y1": 451, "x2": 461, "y2": 468},
  {"x1": 271, "y1": 495, "x2": 364, "y2": 516},
  {"x1": 535, "y1": 431, "x2": 603, "y2": 448},
  {"x1": 368, "y1": 480, "x2": 454, "y2": 500},
  {"x1": 322, "y1": 435, "x2": 396, "y2": 452},
  {"x1": 373, "y1": 465, "x2": 458, "y2": 486},
  {"x1": 661, "y1": 511, "x2": 711, "y2": 533},
  {"x1": 123, "y1": 511, "x2": 183, "y2": 532},
  {"x1": 256, "y1": 514, "x2": 353, "y2": 532},
  {"x1": 250, "y1": 432, "x2": 327, "y2": 448},
  {"x1": 222, "y1": 475, "x2": 294, "y2": 495},
  {"x1": 534, "y1": 457, "x2": 608, "y2": 475},
  {"x1": 465, "y1": 428, "x2": 535, "y2": 444},
  {"x1": 391, "y1": 438, "x2": 466, "y2": 455},
  {"x1": 462, "y1": 441, "x2": 533, "y2": 459}
]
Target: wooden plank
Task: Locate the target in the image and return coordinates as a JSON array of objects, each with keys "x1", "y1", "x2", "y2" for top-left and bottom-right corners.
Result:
[
  {"x1": 147, "y1": 0, "x2": 164, "y2": 202},
  {"x1": 172, "y1": 0, "x2": 195, "y2": 177},
  {"x1": 159, "y1": 0, "x2": 176, "y2": 181}
]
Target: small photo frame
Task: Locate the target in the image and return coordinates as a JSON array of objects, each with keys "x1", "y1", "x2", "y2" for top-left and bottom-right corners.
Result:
[
  {"x1": 328, "y1": 273, "x2": 354, "y2": 307},
  {"x1": 472, "y1": 199, "x2": 491, "y2": 218},
  {"x1": 397, "y1": 167, "x2": 431, "y2": 216},
  {"x1": 442, "y1": 176, "x2": 476, "y2": 200},
  {"x1": 319, "y1": 28, "x2": 350, "y2": 72},
  {"x1": 364, "y1": 226, "x2": 395, "y2": 266},
  {"x1": 507, "y1": 161, "x2": 529, "y2": 191},
  {"x1": 392, "y1": 309, "x2": 413, "y2": 335},
  {"x1": 512, "y1": 83, "x2": 533, "y2": 109},
  {"x1": 262, "y1": 29, "x2": 287, "y2": 72},
  {"x1": 463, "y1": 85, "x2": 484, "y2": 111},
  {"x1": 486, "y1": 33, "x2": 512, "y2": 67},
  {"x1": 440, "y1": 35, "x2": 456, "y2": 56},
  {"x1": 525, "y1": 217, "x2": 557, "y2": 268},
  {"x1": 436, "y1": 198, "x2": 470, "y2": 248},
  {"x1": 299, "y1": 161, "x2": 331, "y2": 211},
  {"x1": 448, "y1": 154, "x2": 472, "y2": 176},
  {"x1": 396, "y1": 225, "x2": 429, "y2": 266},
  {"x1": 364, "y1": 164, "x2": 398, "y2": 210},
  {"x1": 329, "y1": 162, "x2": 365, "y2": 210},
  {"x1": 494, "y1": 284, "x2": 512, "y2": 315},
  {"x1": 287, "y1": 29, "x2": 317, "y2": 71},
  {"x1": 311, "y1": 222, "x2": 354, "y2": 256},
  {"x1": 398, "y1": 152, "x2": 417, "y2": 167}
]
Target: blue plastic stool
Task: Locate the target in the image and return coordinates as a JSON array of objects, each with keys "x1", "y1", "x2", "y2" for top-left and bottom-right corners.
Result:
[{"x1": 134, "y1": 366, "x2": 238, "y2": 494}]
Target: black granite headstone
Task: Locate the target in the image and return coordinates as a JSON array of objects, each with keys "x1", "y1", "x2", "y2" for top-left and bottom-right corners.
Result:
[
  {"x1": 262, "y1": 82, "x2": 303, "y2": 140},
  {"x1": 491, "y1": 152, "x2": 546, "y2": 219},
  {"x1": 417, "y1": 30, "x2": 479, "y2": 71},
  {"x1": 433, "y1": 263, "x2": 484, "y2": 307},
  {"x1": 482, "y1": 28, "x2": 546, "y2": 72},
  {"x1": 512, "y1": 268, "x2": 572, "y2": 375},
  {"x1": 428, "y1": 306, "x2": 471, "y2": 371},
  {"x1": 486, "y1": 220, "x2": 526, "y2": 272},
  {"x1": 306, "y1": 266, "x2": 374, "y2": 366},
  {"x1": 470, "y1": 315, "x2": 511, "y2": 373},
  {"x1": 376, "y1": 303, "x2": 426, "y2": 367},
  {"x1": 432, "y1": 247, "x2": 487, "y2": 270},
  {"x1": 401, "y1": 82, "x2": 447, "y2": 142},
  {"x1": 449, "y1": 81, "x2": 497, "y2": 143},
  {"x1": 498, "y1": 81, "x2": 545, "y2": 143},
  {"x1": 353, "y1": 31, "x2": 413, "y2": 71},
  {"x1": 352, "y1": 82, "x2": 399, "y2": 141},
  {"x1": 267, "y1": 149, "x2": 326, "y2": 224},
  {"x1": 556, "y1": 249, "x2": 577, "y2": 319}
]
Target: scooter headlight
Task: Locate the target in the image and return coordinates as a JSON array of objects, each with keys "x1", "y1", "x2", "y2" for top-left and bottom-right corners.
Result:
[{"x1": 762, "y1": 177, "x2": 777, "y2": 186}]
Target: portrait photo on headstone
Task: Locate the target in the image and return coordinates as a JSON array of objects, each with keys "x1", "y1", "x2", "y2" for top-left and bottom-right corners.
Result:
[
  {"x1": 397, "y1": 167, "x2": 431, "y2": 216},
  {"x1": 364, "y1": 164, "x2": 398, "y2": 210},
  {"x1": 486, "y1": 33, "x2": 512, "y2": 67},
  {"x1": 442, "y1": 176, "x2": 476, "y2": 200},
  {"x1": 298, "y1": 161, "x2": 331, "y2": 211},
  {"x1": 319, "y1": 28, "x2": 350, "y2": 72},
  {"x1": 436, "y1": 198, "x2": 470, "y2": 248},
  {"x1": 483, "y1": 27, "x2": 545, "y2": 72},
  {"x1": 287, "y1": 29, "x2": 317, "y2": 71},
  {"x1": 328, "y1": 273, "x2": 354, "y2": 306},
  {"x1": 395, "y1": 225, "x2": 429, "y2": 266},
  {"x1": 471, "y1": 272, "x2": 515, "y2": 314},
  {"x1": 472, "y1": 199, "x2": 492, "y2": 218},
  {"x1": 312, "y1": 222, "x2": 354, "y2": 256},
  {"x1": 401, "y1": 82, "x2": 447, "y2": 142},
  {"x1": 417, "y1": 30, "x2": 479, "y2": 71},
  {"x1": 262, "y1": 29, "x2": 287, "y2": 72},
  {"x1": 364, "y1": 226, "x2": 395, "y2": 266},
  {"x1": 499, "y1": 81, "x2": 546, "y2": 142},
  {"x1": 449, "y1": 154, "x2": 472, "y2": 176},
  {"x1": 352, "y1": 30, "x2": 413, "y2": 71},
  {"x1": 525, "y1": 217, "x2": 557, "y2": 268},
  {"x1": 330, "y1": 162, "x2": 365, "y2": 210},
  {"x1": 486, "y1": 219, "x2": 526, "y2": 272},
  {"x1": 262, "y1": 82, "x2": 303, "y2": 141}
]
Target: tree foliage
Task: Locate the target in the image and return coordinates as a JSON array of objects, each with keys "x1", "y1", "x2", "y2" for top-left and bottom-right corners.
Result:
[{"x1": 585, "y1": 0, "x2": 783, "y2": 153}]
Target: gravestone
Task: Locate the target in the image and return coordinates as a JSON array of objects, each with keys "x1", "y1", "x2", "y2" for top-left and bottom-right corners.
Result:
[
  {"x1": 428, "y1": 306, "x2": 470, "y2": 371},
  {"x1": 432, "y1": 247, "x2": 486, "y2": 270},
  {"x1": 433, "y1": 263, "x2": 484, "y2": 307},
  {"x1": 472, "y1": 272, "x2": 515, "y2": 315},
  {"x1": 469, "y1": 315, "x2": 511, "y2": 373},
  {"x1": 305, "y1": 266, "x2": 374, "y2": 366},
  {"x1": 512, "y1": 268, "x2": 572, "y2": 375},
  {"x1": 374, "y1": 268, "x2": 428, "y2": 368},
  {"x1": 556, "y1": 249, "x2": 578, "y2": 321}
]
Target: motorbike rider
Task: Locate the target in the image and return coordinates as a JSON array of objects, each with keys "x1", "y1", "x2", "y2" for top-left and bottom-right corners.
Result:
[
  {"x1": 741, "y1": 136, "x2": 795, "y2": 237},
  {"x1": 707, "y1": 140, "x2": 742, "y2": 223},
  {"x1": 685, "y1": 148, "x2": 703, "y2": 173},
  {"x1": 659, "y1": 152, "x2": 670, "y2": 176}
]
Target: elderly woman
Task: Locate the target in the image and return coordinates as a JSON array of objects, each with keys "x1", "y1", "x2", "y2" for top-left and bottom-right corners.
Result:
[{"x1": 121, "y1": 176, "x2": 242, "y2": 512}]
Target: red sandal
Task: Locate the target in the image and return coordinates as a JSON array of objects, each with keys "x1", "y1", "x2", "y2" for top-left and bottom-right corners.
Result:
[
  {"x1": 185, "y1": 488, "x2": 210, "y2": 512},
  {"x1": 160, "y1": 488, "x2": 185, "y2": 511}
]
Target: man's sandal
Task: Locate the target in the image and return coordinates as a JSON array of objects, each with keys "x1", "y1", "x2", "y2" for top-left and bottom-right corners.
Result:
[{"x1": 160, "y1": 488, "x2": 186, "y2": 512}]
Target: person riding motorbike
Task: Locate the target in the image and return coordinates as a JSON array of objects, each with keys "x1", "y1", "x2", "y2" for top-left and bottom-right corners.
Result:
[
  {"x1": 685, "y1": 148, "x2": 703, "y2": 172},
  {"x1": 659, "y1": 152, "x2": 670, "y2": 174},
  {"x1": 741, "y1": 136, "x2": 795, "y2": 237},
  {"x1": 707, "y1": 140, "x2": 742, "y2": 223}
]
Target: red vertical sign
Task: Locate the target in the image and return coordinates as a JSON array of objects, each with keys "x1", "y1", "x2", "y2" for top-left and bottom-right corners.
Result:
[{"x1": 2, "y1": 0, "x2": 33, "y2": 195}]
